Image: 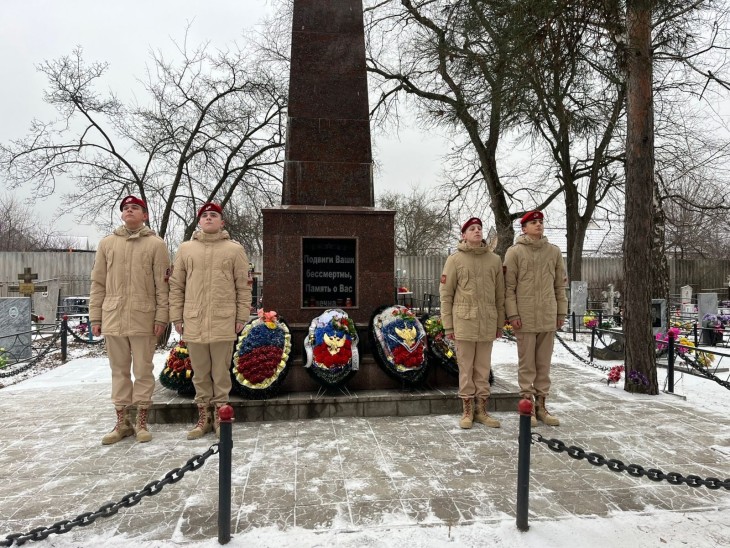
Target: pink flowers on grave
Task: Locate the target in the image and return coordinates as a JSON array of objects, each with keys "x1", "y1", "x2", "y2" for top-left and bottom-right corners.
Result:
[
  {"x1": 655, "y1": 326, "x2": 682, "y2": 351},
  {"x1": 607, "y1": 365, "x2": 624, "y2": 385}
]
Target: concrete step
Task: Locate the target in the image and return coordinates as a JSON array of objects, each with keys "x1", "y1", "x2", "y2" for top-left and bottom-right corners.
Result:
[{"x1": 149, "y1": 377, "x2": 521, "y2": 424}]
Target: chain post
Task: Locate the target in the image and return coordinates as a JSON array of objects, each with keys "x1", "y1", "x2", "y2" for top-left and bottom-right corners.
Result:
[
  {"x1": 590, "y1": 325, "x2": 596, "y2": 362},
  {"x1": 61, "y1": 315, "x2": 68, "y2": 363},
  {"x1": 218, "y1": 404, "x2": 234, "y2": 545},
  {"x1": 667, "y1": 330, "x2": 675, "y2": 393},
  {"x1": 516, "y1": 399, "x2": 532, "y2": 532},
  {"x1": 571, "y1": 311, "x2": 576, "y2": 341},
  {"x1": 693, "y1": 322, "x2": 698, "y2": 347}
]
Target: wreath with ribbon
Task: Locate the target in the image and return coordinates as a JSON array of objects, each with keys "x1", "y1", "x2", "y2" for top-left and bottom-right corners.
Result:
[
  {"x1": 369, "y1": 305, "x2": 429, "y2": 384},
  {"x1": 421, "y1": 313, "x2": 495, "y2": 384},
  {"x1": 160, "y1": 340, "x2": 196, "y2": 396},
  {"x1": 421, "y1": 314, "x2": 459, "y2": 376},
  {"x1": 304, "y1": 309, "x2": 359, "y2": 387},
  {"x1": 230, "y1": 310, "x2": 291, "y2": 399}
]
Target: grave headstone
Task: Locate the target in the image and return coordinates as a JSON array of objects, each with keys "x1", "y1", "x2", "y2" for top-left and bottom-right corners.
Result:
[
  {"x1": 680, "y1": 285, "x2": 694, "y2": 316},
  {"x1": 0, "y1": 297, "x2": 32, "y2": 361},
  {"x1": 651, "y1": 298, "x2": 666, "y2": 335},
  {"x1": 697, "y1": 293, "x2": 718, "y2": 323},
  {"x1": 31, "y1": 279, "x2": 59, "y2": 323},
  {"x1": 570, "y1": 281, "x2": 588, "y2": 316}
]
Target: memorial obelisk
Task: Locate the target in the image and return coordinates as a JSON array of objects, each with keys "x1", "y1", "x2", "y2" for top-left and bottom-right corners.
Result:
[{"x1": 262, "y1": 0, "x2": 395, "y2": 330}]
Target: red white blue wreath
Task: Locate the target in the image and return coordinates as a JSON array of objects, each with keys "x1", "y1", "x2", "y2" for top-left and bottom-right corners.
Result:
[
  {"x1": 369, "y1": 305, "x2": 429, "y2": 384},
  {"x1": 230, "y1": 309, "x2": 291, "y2": 399},
  {"x1": 304, "y1": 309, "x2": 359, "y2": 387}
]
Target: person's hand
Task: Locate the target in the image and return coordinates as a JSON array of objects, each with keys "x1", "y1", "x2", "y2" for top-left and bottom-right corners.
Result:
[
  {"x1": 446, "y1": 333, "x2": 455, "y2": 341},
  {"x1": 174, "y1": 322, "x2": 183, "y2": 335},
  {"x1": 556, "y1": 316, "x2": 565, "y2": 330},
  {"x1": 511, "y1": 318, "x2": 522, "y2": 330},
  {"x1": 235, "y1": 322, "x2": 244, "y2": 334},
  {"x1": 496, "y1": 329, "x2": 503, "y2": 339},
  {"x1": 91, "y1": 325, "x2": 101, "y2": 337},
  {"x1": 154, "y1": 324, "x2": 166, "y2": 337}
]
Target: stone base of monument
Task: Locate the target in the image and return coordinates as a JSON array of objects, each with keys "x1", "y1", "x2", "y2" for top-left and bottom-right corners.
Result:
[{"x1": 148, "y1": 356, "x2": 521, "y2": 424}]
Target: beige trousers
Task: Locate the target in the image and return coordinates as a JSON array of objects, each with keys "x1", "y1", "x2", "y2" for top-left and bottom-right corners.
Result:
[
  {"x1": 187, "y1": 341, "x2": 234, "y2": 405},
  {"x1": 105, "y1": 335, "x2": 157, "y2": 407},
  {"x1": 456, "y1": 340, "x2": 494, "y2": 399},
  {"x1": 515, "y1": 331, "x2": 555, "y2": 398}
]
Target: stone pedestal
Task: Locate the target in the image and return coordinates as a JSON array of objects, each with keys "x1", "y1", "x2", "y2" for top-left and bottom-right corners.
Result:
[
  {"x1": 262, "y1": 205, "x2": 394, "y2": 326},
  {"x1": 0, "y1": 297, "x2": 32, "y2": 361}
]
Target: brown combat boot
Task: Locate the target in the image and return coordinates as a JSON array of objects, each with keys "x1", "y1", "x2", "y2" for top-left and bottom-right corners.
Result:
[
  {"x1": 135, "y1": 405, "x2": 153, "y2": 442},
  {"x1": 187, "y1": 404, "x2": 213, "y2": 440},
  {"x1": 474, "y1": 397, "x2": 501, "y2": 428},
  {"x1": 101, "y1": 406, "x2": 134, "y2": 445},
  {"x1": 459, "y1": 398, "x2": 474, "y2": 429},
  {"x1": 535, "y1": 395, "x2": 560, "y2": 426}
]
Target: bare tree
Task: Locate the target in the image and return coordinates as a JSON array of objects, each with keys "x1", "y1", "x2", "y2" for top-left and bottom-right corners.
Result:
[
  {"x1": 0, "y1": 33, "x2": 287, "y2": 243},
  {"x1": 0, "y1": 193, "x2": 84, "y2": 251},
  {"x1": 377, "y1": 187, "x2": 452, "y2": 255}
]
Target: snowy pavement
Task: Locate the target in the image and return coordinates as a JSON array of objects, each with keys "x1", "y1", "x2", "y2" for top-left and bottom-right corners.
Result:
[{"x1": 0, "y1": 337, "x2": 729, "y2": 547}]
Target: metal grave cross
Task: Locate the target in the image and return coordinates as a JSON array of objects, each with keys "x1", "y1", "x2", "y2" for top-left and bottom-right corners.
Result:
[{"x1": 12, "y1": 267, "x2": 47, "y2": 296}]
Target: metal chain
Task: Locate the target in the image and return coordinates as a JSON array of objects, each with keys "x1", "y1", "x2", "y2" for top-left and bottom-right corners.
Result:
[
  {"x1": 676, "y1": 352, "x2": 730, "y2": 391},
  {"x1": 0, "y1": 331, "x2": 61, "y2": 379},
  {"x1": 554, "y1": 332, "x2": 611, "y2": 372},
  {"x1": 65, "y1": 323, "x2": 104, "y2": 345},
  {"x1": 532, "y1": 433, "x2": 730, "y2": 490},
  {"x1": 1, "y1": 444, "x2": 220, "y2": 547}
]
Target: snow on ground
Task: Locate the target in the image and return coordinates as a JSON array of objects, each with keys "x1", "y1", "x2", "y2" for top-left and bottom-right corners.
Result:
[{"x1": 3, "y1": 334, "x2": 730, "y2": 547}]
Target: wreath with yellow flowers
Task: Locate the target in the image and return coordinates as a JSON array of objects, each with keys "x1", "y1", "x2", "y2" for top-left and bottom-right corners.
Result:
[
  {"x1": 304, "y1": 309, "x2": 359, "y2": 387},
  {"x1": 369, "y1": 305, "x2": 428, "y2": 384},
  {"x1": 421, "y1": 314, "x2": 458, "y2": 376},
  {"x1": 230, "y1": 309, "x2": 292, "y2": 399},
  {"x1": 160, "y1": 340, "x2": 196, "y2": 396}
]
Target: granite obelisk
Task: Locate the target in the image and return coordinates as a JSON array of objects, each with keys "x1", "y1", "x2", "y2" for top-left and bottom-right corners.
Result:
[{"x1": 263, "y1": 0, "x2": 395, "y2": 329}]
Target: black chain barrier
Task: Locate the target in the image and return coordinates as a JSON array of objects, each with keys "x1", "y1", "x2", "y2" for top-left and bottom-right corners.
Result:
[
  {"x1": 64, "y1": 322, "x2": 104, "y2": 345},
  {"x1": 0, "y1": 329, "x2": 61, "y2": 379},
  {"x1": 1, "y1": 444, "x2": 220, "y2": 547},
  {"x1": 676, "y1": 351, "x2": 730, "y2": 391},
  {"x1": 554, "y1": 331, "x2": 611, "y2": 372},
  {"x1": 532, "y1": 433, "x2": 730, "y2": 490}
]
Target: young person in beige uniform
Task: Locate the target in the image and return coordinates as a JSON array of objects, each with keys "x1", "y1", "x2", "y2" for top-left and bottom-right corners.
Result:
[
  {"x1": 504, "y1": 210, "x2": 568, "y2": 426},
  {"x1": 439, "y1": 217, "x2": 505, "y2": 429},
  {"x1": 169, "y1": 203, "x2": 252, "y2": 439},
  {"x1": 90, "y1": 195, "x2": 170, "y2": 444}
]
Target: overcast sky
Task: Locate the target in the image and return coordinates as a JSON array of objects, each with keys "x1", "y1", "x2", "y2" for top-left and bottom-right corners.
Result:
[{"x1": 0, "y1": 0, "x2": 445, "y2": 243}]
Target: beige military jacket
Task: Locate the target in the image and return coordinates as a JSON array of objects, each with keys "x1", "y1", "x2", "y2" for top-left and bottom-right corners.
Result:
[
  {"x1": 89, "y1": 225, "x2": 170, "y2": 336},
  {"x1": 504, "y1": 234, "x2": 568, "y2": 332},
  {"x1": 439, "y1": 241, "x2": 505, "y2": 342},
  {"x1": 169, "y1": 230, "x2": 252, "y2": 343}
]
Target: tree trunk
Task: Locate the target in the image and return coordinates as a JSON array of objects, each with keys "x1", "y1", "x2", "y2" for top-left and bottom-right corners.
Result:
[
  {"x1": 652, "y1": 178, "x2": 670, "y2": 326},
  {"x1": 623, "y1": 0, "x2": 658, "y2": 395}
]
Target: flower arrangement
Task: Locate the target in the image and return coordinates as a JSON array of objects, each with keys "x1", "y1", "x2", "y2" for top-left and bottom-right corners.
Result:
[
  {"x1": 584, "y1": 315, "x2": 597, "y2": 329},
  {"x1": 627, "y1": 369, "x2": 649, "y2": 387},
  {"x1": 75, "y1": 322, "x2": 89, "y2": 335},
  {"x1": 607, "y1": 364, "x2": 624, "y2": 385},
  {"x1": 0, "y1": 347, "x2": 7, "y2": 369},
  {"x1": 304, "y1": 309, "x2": 359, "y2": 387},
  {"x1": 422, "y1": 314, "x2": 458, "y2": 376},
  {"x1": 231, "y1": 310, "x2": 291, "y2": 399},
  {"x1": 370, "y1": 305, "x2": 428, "y2": 384},
  {"x1": 159, "y1": 340, "x2": 195, "y2": 396}
]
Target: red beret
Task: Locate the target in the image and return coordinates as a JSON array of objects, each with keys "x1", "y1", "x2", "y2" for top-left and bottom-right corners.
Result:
[
  {"x1": 520, "y1": 210, "x2": 544, "y2": 225},
  {"x1": 119, "y1": 195, "x2": 147, "y2": 211},
  {"x1": 197, "y1": 202, "x2": 223, "y2": 219},
  {"x1": 461, "y1": 217, "x2": 483, "y2": 233}
]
